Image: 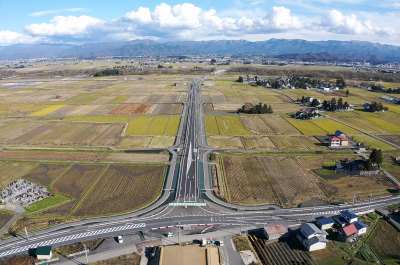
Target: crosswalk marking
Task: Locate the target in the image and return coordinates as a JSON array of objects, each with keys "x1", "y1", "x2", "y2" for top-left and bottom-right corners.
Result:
[{"x1": 0, "y1": 222, "x2": 146, "y2": 258}]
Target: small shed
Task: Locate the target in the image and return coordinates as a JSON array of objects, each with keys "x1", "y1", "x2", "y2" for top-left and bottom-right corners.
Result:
[
  {"x1": 338, "y1": 223, "x2": 358, "y2": 242},
  {"x1": 263, "y1": 224, "x2": 290, "y2": 240},
  {"x1": 354, "y1": 221, "x2": 368, "y2": 235},
  {"x1": 36, "y1": 246, "x2": 52, "y2": 260},
  {"x1": 357, "y1": 145, "x2": 366, "y2": 151},
  {"x1": 317, "y1": 217, "x2": 335, "y2": 230}
]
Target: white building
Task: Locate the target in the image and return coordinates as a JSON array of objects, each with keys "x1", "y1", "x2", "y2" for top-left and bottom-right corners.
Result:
[{"x1": 296, "y1": 223, "x2": 329, "y2": 251}]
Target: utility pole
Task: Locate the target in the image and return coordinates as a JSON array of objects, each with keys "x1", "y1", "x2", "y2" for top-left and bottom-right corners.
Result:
[
  {"x1": 83, "y1": 244, "x2": 88, "y2": 265},
  {"x1": 178, "y1": 222, "x2": 181, "y2": 245},
  {"x1": 369, "y1": 194, "x2": 372, "y2": 209},
  {"x1": 240, "y1": 209, "x2": 244, "y2": 235},
  {"x1": 353, "y1": 193, "x2": 356, "y2": 206},
  {"x1": 24, "y1": 227, "x2": 29, "y2": 241}
]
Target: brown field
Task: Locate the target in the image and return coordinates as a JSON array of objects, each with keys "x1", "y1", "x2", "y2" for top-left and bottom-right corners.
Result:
[
  {"x1": 22, "y1": 163, "x2": 71, "y2": 186},
  {"x1": 240, "y1": 116, "x2": 274, "y2": 135},
  {"x1": 109, "y1": 104, "x2": 152, "y2": 115},
  {"x1": 368, "y1": 221, "x2": 400, "y2": 263},
  {"x1": 90, "y1": 123, "x2": 124, "y2": 146},
  {"x1": 44, "y1": 164, "x2": 107, "y2": 216},
  {"x1": 319, "y1": 174, "x2": 394, "y2": 203},
  {"x1": 211, "y1": 95, "x2": 228, "y2": 103},
  {"x1": 48, "y1": 105, "x2": 101, "y2": 116},
  {"x1": 73, "y1": 165, "x2": 165, "y2": 216},
  {"x1": 125, "y1": 95, "x2": 149, "y2": 103},
  {"x1": 258, "y1": 156, "x2": 326, "y2": 207},
  {"x1": 387, "y1": 169, "x2": 400, "y2": 182},
  {"x1": 163, "y1": 95, "x2": 180, "y2": 102},
  {"x1": 0, "y1": 210, "x2": 14, "y2": 229},
  {"x1": 380, "y1": 135, "x2": 400, "y2": 146},
  {"x1": 300, "y1": 136, "x2": 328, "y2": 150},
  {"x1": 101, "y1": 153, "x2": 169, "y2": 163},
  {"x1": 86, "y1": 105, "x2": 117, "y2": 115},
  {"x1": 297, "y1": 155, "x2": 361, "y2": 170},
  {"x1": 162, "y1": 246, "x2": 206, "y2": 265},
  {"x1": 261, "y1": 115, "x2": 301, "y2": 135},
  {"x1": 241, "y1": 137, "x2": 276, "y2": 150},
  {"x1": 0, "y1": 161, "x2": 37, "y2": 189},
  {"x1": 276, "y1": 95, "x2": 294, "y2": 103},
  {"x1": 144, "y1": 95, "x2": 165, "y2": 103},
  {"x1": 203, "y1": 104, "x2": 214, "y2": 115},
  {"x1": 0, "y1": 121, "x2": 45, "y2": 144},
  {"x1": 222, "y1": 156, "x2": 279, "y2": 205},
  {"x1": 150, "y1": 104, "x2": 184, "y2": 115}
]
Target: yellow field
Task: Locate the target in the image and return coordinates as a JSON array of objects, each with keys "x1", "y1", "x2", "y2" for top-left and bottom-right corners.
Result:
[
  {"x1": 29, "y1": 105, "x2": 68, "y2": 116},
  {"x1": 362, "y1": 116, "x2": 400, "y2": 134},
  {"x1": 64, "y1": 116, "x2": 133, "y2": 123},
  {"x1": 126, "y1": 116, "x2": 153, "y2": 135},
  {"x1": 216, "y1": 116, "x2": 252, "y2": 136},
  {"x1": 348, "y1": 134, "x2": 395, "y2": 151},
  {"x1": 146, "y1": 117, "x2": 170, "y2": 135},
  {"x1": 165, "y1": 116, "x2": 181, "y2": 135},
  {"x1": 388, "y1": 105, "x2": 400, "y2": 115},
  {"x1": 312, "y1": 118, "x2": 360, "y2": 134},
  {"x1": 205, "y1": 116, "x2": 220, "y2": 135},
  {"x1": 284, "y1": 118, "x2": 328, "y2": 135}
]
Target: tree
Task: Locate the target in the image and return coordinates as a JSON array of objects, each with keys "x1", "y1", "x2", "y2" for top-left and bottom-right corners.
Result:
[
  {"x1": 51, "y1": 187, "x2": 59, "y2": 196},
  {"x1": 262, "y1": 103, "x2": 268, "y2": 114},
  {"x1": 346, "y1": 89, "x2": 350, "y2": 97},
  {"x1": 311, "y1": 99, "x2": 319, "y2": 107},
  {"x1": 268, "y1": 105, "x2": 273, "y2": 113},
  {"x1": 365, "y1": 159, "x2": 373, "y2": 171},
  {"x1": 237, "y1": 76, "x2": 243, "y2": 83},
  {"x1": 301, "y1": 95, "x2": 305, "y2": 104},
  {"x1": 376, "y1": 149, "x2": 383, "y2": 165},
  {"x1": 338, "y1": 98, "x2": 344, "y2": 110},
  {"x1": 369, "y1": 149, "x2": 377, "y2": 164},
  {"x1": 344, "y1": 101, "x2": 349, "y2": 109}
]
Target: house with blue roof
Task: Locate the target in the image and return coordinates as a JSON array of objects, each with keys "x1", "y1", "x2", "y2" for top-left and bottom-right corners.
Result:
[
  {"x1": 354, "y1": 220, "x2": 368, "y2": 235},
  {"x1": 316, "y1": 217, "x2": 335, "y2": 230},
  {"x1": 340, "y1": 210, "x2": 359, "y2": 224},
  {"x1": 332, "y1": 215, "x2": 348, "y2": 228}
]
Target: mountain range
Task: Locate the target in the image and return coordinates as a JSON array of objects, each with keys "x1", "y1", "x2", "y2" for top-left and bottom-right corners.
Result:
[{"x1": 1, "y1": 39, "x2": 400, "y2": 63}]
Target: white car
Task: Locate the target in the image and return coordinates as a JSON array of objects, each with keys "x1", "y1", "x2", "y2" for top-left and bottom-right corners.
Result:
[
  {"x1": 167, "y1": 232, "x2": 175, "y2": 237},
  {"x1": 219, "y1": 241, "x2": 224, "y2": 246},
  {"x1": 118, "y1": 235, "x2": 123, "y2": 243}
]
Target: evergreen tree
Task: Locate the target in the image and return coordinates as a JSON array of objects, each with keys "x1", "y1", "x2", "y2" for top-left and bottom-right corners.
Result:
[
  {"x1": 268, "y1": 105, "x2": 273, "y2": 113},
  {"x1": 365, "y1": 159, "x2": 373, "y2": 171},
  {"x1": 376, "y1": 149, "x2": 383, "y2": 165},
  {"x1": 344, "y1": 101, "x2": 349, "y2": 109},
  {"x1": 237, "y1": 76, "x2": 243, "y2": 82},
  {"x1": 262, "y1": 103, "x2": 268, "y2": 114},
  {"x1": 338, "y1": 98, "x2": 344, "y2": 110},
  {"x1": 346, "y1": 89, "x2": 350, "y2": 97},
  {"x1": 301, "y1": 96, "x2": 305, "y2": 104},
  {"x1": 369, "y1": 149, "x2": 377, "y2": 164}
]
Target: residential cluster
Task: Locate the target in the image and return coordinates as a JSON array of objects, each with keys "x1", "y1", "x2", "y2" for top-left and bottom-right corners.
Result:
[{"x1": 1, "y1": 179, "x2": 50, "y2": 206}]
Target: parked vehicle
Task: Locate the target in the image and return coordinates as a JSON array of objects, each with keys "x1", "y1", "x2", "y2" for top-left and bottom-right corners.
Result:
[
  {"x1": 118, "y1": 235, "x2": 123, "y2": 243},
  {"x1": 167, "y1": 232, "x2": 174, "y2": 237},
  {"x1": 219, "y1": 240, "x2": 224, "y2": 247}
]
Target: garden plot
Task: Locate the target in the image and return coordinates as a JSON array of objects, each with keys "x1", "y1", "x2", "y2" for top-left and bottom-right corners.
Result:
[
  {"x1": 240, "y1": 116, "x2": 274, "y2": 135},
  {"x1": 109, "y1": 104, "x2": 152, "y2": 115},
  {"x1": 207, "y1": 136, "x2": 244, "y2": 149},
  {"x1": 261, "y1": 115, "x2": 301, "y2": 135},
  {"x1": 284, "y1": 118, "x2": 328, "y2": 135},
  {"x1": 117, "y1": 136, "x2": 153, "y2": 149},
  {"x1": 150, "y1": 104, "x2": 183, "y2": 115},
  {"x1": 23, "y1": 163, "x2": 71, "y2": 186},
  {"x1": 222, "y1": 156, "x2": 280, "y2": 205},
  {"x1": 271, "y1": 136, "x2": 309, "y2": 150},
  {"x1": 73, "y1": 165, "x2": 165, "y2": 217},
  {"x1": 144, "y1": 94, "x2": 165, "y2": 103},
  {"x1": 258, "y1": 156, "x2": 326, "y2": 207},
  {"x1": 44, "y1": 164, "x2": 107, "y2": 216}
]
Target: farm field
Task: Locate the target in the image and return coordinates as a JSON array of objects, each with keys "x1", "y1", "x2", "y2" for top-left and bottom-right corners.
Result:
[
  {"x1": 347, "y1": 134, "x2": 395, "y2": 151},
  {"x1": 240, "y1": 116, "x2": 274, "y2": 135},
  {"x1": 319, "y1": 174, "x2": 394, "y2": 203},
  {"x1": 312, "y1": 118, "x2": 360, "y2": 134},
  {"x1": 335, "y1": 117, "x2": 390, "y2": 134},
  {"x1": 109, "y1": 104, "x2": 152, "y2": 115},
  {"x1": 221, "y1": 156, "x2": 279, "y2": 205},
  {"x1": 258, "y1": 156, "x2": 325, "y2": 207},
  {"x1": 22, "y1": 163, "x2": 71, "y2": 186},
  {"x1": 261, "y1": 115, "x2": 301, "y2": 135},
  {"x1": 361, "y1": 117, "x2": 400, "y2": 134},
  {"x1": 148, "y1": 136, "x2": 175, "y2": 148},
  {"x1": 0, "y1": 161, "x2": 37, "y2": 189},
  {"x1": 126, "y1": 116, "x2": 180, "y2": 136},
  {"x1": 43, "y1": 164, "x2": 107, "y2": 216},
  {"x1": 367, "y1": 220, "x2": 400, "y2": 264},
  {"x1": 207, "y1": 136, "x2": 244, "y2": 149},
  {"x1": 29, "y1": 105, "x2": 68, "y2": 116},
  {"x1": 150, "y1": 104, "x2": 183, "y2": 115},
  {"x1": 73, "y1": 165, "x2": 166, "y2": 216},
  {"x1": 215, "y1": 116, "x2": 252, "y2": 136},
  {"x1": 284, "y1": 118, "x2": 328, "y2": 135},
  {"x1": 270, "y1": 136, "x2": 309, "y2": 150}
]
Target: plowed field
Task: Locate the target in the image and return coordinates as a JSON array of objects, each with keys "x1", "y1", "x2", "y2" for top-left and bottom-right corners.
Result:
[{"x1": 109, "y1": 104, "x2": 152, "y2": 115}]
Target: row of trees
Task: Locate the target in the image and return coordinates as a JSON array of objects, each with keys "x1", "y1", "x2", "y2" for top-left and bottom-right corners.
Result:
[
  {"x1": 321, "y1": 98, "x2": 350, "y2": 111},
  {"x1": 365, "y1": 101, "x2": 388, "y2": 112},
  {"x1": 238, "y1": 103, "x2": 273, "y2": 114}
]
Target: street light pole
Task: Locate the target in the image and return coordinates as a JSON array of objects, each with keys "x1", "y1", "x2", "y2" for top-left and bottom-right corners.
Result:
[
  {"x1": 83, "y1": 244, "x2": 88, "y2": 265},
  {"x1": 240, "y1": 209, "x2": 244, "y2": 235},
  {"x1": 178, "y1": 222, "x2": 181, "y2": 245}
]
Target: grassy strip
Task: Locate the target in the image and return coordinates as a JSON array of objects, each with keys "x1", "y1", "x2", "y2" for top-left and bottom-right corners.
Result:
[
  {"x1": 68, "y1": 165, "x2": 110, "y2": 217},
  {"x1": 24, "y1": 193, "x2": 72, "y2": 214}
]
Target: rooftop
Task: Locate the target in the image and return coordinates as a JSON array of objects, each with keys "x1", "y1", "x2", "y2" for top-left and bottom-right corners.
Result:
[
  {"x1": 342, "y1": 223, "x2": 358, "y2": 236},
  {"x1": 354, "y1": 221, "x2": 368, "y2": 230},
  {"x1": 341, "y1": 210, "x2": 359, "y2": 220},
  {"x1": 36, "y1": 246, "x2": 52, "y2": 255},
  {"x1": 300, "y1": 223, "x2": 328, "y2": 237},
  {"x1": 264, "y1": 224, "x2": 289, "y2": 236},
  {"x1": 317, "y1": 217, "x2": 335, "y2": 225}
]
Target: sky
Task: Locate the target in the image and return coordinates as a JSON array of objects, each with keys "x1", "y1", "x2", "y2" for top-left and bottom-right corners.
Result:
[{"x1": 0, "y1": 0, "x2": 399, "y2": 46}]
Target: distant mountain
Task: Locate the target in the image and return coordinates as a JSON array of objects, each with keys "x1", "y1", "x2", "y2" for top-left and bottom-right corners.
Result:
[
  {"x1": 275, "y1": 52, "x2": 347, "y2": 62},
  {"x1": 1, "y1": 39, "x2": 400, "y2": 62}
]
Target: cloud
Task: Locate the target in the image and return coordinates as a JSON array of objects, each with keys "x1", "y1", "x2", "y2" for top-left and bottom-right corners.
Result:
[
  {"x1": 24, "y1": 15, "x2": 103, "y2": 38},
  {"x1": 317, "y1": 10, "x2": 395, "y2": 36},
  {"x1": 250, "y1": 1, "x2": 265, "y2": 5},
  {"x1": 28, "y1": 8, "x2": 90, "y2": 17},
  {"x1": 0, "y1": 30, "x2": 47, "y2": 44}
]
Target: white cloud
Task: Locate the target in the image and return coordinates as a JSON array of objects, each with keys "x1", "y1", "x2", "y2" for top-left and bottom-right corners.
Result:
[
  {"x1": 28, "y1": 8, "x2": 90, "y2": 17},
  {"x1": 317, "y1": 10, "x2": 395, "y2": 36},
  {"x1": 24, "y1": 15, "x2": 103, "y2": 38},
  {"x1": 0, "y1": 30, "x2": 47, "y2": 45},
  {"x1": 250, "y1": 1, "x2": 265, "y2": 5}
]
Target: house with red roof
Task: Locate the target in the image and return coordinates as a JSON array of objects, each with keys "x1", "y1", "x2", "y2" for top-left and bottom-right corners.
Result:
[
  {"x1": 338, "y1": 223, "x2": 358, "y2": 242},
  {"x1": 329, "y1": 135, "x2": 349, "y2": 147}
]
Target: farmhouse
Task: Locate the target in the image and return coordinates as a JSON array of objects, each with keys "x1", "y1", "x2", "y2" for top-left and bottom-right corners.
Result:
[
  {"x1": 263, "y1": 224, "x2": 290, "y2": 240},
  {"x1": 35, "y1": 246, "x2": 52, "y2": 260},
  {"x1": 296, "y1": 223, "x2": 329, "y2": 251},
  {"x1": 317, "y1": 217, "x2": 335, "y2": 230},
  {"x1": 338, "y1": 223, "x2": 358, "y2": 242},
  {"x1": 329, "y1": 136, "x2": 341, "y2": 147}
]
